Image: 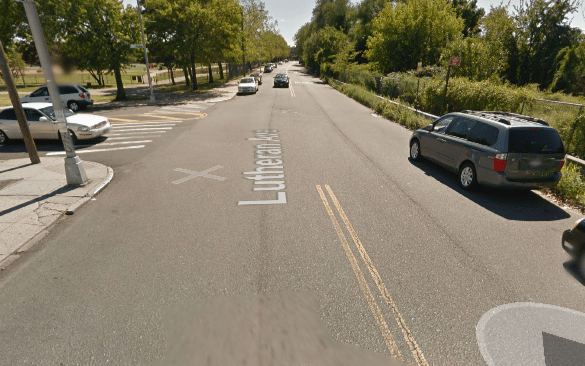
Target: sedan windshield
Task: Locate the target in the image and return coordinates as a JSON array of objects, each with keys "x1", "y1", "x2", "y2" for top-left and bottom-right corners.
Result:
[{"x1": 39, "y1": 106, "x2": 75, "y2": 120}]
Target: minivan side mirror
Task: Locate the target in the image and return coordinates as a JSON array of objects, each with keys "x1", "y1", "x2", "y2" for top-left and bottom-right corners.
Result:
[
  {"x1": 424, "y1": 124, "x2": 433, "y2": 131},
  {"x1": 39, "y1": 116, "x2": 48, "y2": 122}
]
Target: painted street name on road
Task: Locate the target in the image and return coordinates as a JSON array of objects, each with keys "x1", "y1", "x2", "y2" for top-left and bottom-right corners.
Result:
[{"x1": 238, "y1": 130, "x2": 287, "y2": 205}]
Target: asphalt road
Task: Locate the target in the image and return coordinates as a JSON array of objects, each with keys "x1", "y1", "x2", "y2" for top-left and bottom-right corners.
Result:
[{"x1": 0, "y1": 62, "x2": 584, "y2": 365}]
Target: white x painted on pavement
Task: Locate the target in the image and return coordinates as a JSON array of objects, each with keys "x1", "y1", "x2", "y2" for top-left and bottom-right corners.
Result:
[{"x1": 172, "y1": 166, "x2": 226, "y2": 184}]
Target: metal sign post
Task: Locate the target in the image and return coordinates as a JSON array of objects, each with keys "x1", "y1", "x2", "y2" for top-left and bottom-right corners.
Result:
[
  {"x1": 441, "y1": 57, "x2": 461, "y2": 116},
  {"x1": 137, "y1": 0, "x2": 155, "y2": 104},
  {"x1": 19, "y1": 0, "x2": 88, "y2": 185}
]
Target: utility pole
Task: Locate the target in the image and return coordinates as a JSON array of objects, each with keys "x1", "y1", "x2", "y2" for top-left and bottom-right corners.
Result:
[
  {"x1": 0, "y1": 39, "x2": 40, "y2": 164},
  {"x1": 137, "y1": 0, "x2": 155, "y2": 104},
  {"x1": 17, "y1": 0, "x2": 88, "y2": 185}
]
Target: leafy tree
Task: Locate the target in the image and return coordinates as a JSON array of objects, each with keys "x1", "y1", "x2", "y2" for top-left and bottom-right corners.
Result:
[
  {"x1": 515, "y1": 0, "x2": 581, "y2": 88},
  {"x1": 366, "y1": 0, "x2": 463, "y2": 73},
  {"x1": 312, "y1": 0, "x2": 354, "y2": 33},
  {"x1": 439, "y1": 37, "x2": 507, "y2": 81},
  {"x1": 62, "y1": 0, "x2": 140, "y2": 99},
  {"x1": 449, "y1": 0, "x2": 485, "y2": 37},
  {"x1": 550, "y1": 40, "x2": 585, "y2": 95},
  {"x1": 481, "y1": 5, "x2": 520, "y2": 83},
  {"x1": 352, "y1": 0, "x2": 391, "y2": 63}
]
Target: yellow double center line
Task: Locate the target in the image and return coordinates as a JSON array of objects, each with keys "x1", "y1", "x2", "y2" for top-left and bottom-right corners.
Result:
[{"x1": 316, "y1": 185, "x2": 429, "y2": 366}]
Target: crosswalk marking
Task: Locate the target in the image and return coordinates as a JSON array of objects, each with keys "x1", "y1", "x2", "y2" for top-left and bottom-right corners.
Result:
[
  {"x1": 111, "y1": 121, "x2": 182, "y2": 126},
  {"x1": 106, "y1": 135, "x2": 161, "y2": 140},
  {"x1": 75, "y1": 140, "x2": 152, "y2": 147},
  {"x1": 46, "y1": 145, "x2": 146, "y2": 155},
  {"x1": 106, "y1": 131, "x2": 166, "y2": 136},
  {"x1": 111, "y1": 124, "x2": 176, "y2": 129},
  {"x1": 113, "y1": 127, "x2": 173, "y2": 132}
]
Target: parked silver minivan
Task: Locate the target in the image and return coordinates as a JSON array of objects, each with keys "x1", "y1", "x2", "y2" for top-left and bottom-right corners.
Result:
[{"x1": 409, "y1": 111, "x2": 566, "y2": 190}]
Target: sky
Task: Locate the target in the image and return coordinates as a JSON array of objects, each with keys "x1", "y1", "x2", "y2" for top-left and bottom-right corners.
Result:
[{"x1": 123, "y1": 0, "x2": 585, "y2": 47}]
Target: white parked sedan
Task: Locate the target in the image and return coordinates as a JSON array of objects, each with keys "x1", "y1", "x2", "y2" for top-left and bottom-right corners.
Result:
[
  {"x1": 0, "y1": 102, "x2": 110, "y2": 145},
  {"x1": 238, "y1": 77, "x2": 258, "y2": 94}
]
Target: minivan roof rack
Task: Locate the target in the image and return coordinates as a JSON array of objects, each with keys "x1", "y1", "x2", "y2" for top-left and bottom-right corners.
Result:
[
  {"x1": 463, "y1": 110, "x2": 550, "y2": 126},
  {"x1": 461, "y1": 110, "x2": 511, "y2": 125}
]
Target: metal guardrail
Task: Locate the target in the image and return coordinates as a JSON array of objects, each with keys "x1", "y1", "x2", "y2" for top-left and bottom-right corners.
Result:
[{"x1": 333, "y1": 78, "x2": 584, "y2": 169}]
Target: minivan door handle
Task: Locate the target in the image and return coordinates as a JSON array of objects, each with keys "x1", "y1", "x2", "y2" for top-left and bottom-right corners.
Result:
[{"x1": 437, "y1": 138, "x2": 447, "y2": 142}]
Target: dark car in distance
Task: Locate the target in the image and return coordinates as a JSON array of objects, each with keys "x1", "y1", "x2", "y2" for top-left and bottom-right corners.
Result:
[
  {"x1": 273, "y1": 74, "x2": 290, "y2": 88},
  {"x1": 409, "y1": 110, "x2": 566, "y2": 190}
]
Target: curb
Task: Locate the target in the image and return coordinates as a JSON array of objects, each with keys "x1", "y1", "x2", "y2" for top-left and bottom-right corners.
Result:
[{"x1": 0, "y1": 166, "x2": 114, "y2": 271}]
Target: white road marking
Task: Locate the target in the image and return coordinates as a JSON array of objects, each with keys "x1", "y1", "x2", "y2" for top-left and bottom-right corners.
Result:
[
  {"x1": 113, "y1": 127, "x2": 173, "y2": 132},
  {"x1": 290, "y1": 84, "x2": 296, "y2": 98},
  {"x1": 106, "y1": 135, "x2": 162, "y2": 140},
  {"x1": 111, "y1": 121, "x2": 182, "y2": 126},
  {"x1": 105, "y1": 131, "x2": 166, "y2": 136},
  {"x1": 172, "y1": 166, "x2": 226, "y2": 184},
  {"x1": 75, "y1": 140, "x2": 152, "y2": 147},
  {"x1": 111, "y1": 124, "x2": 175, "y2": 129},
  {"x1": 46, "y1": 145, "x2": 145, "y2": 155}
]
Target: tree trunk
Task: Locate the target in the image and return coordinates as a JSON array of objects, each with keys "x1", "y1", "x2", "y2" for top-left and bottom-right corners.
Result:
[
  {"x1": 183, "y1": 66, "x2": 190, "y2": 87},
  {"x1": 190, "y1": 56, "x2": 198, "y2": 90},
  {"x1": 218, "y1": 62, "x2": 224, "y2": 79},
  {"x1": 227, "y1": 63, "x2": 231, "y2": 80},
  {"x1": 170, "y1": 67, "x2": 175, "y2": 85},
  {"x1": 208, "y1": 64, "x2": 213, "y2": 84},
  {"x1": 114, "y1": 67, "x2": 126, "y2": 100}
]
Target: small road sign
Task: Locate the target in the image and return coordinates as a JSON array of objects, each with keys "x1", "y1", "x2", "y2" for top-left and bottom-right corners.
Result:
[
  {"x1": 130, "y1": 44, "x2": 144, "y2": 49},
  {"x1": 449, "y1": 57, "x2": 461, "y2": 66}
]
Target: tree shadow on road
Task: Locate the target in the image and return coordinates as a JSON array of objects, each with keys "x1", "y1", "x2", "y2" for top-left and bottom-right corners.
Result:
[{"x1": 409, "y1": 158, "x2": 571, "y2": 221}]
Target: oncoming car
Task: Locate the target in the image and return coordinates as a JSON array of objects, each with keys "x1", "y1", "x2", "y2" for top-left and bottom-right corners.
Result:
[
  {"x1": 238, "y1": 77, "x2": 258, "y2": 94},
  {"x1": 273, "y1": 74, "x2": 290, "y2": 88},
  {"x1": 0, "y1": 102, "x2": 110, "y2": 145},
  {"x1": 409, "y1": 110, "x2": 566, "y2": 190}
]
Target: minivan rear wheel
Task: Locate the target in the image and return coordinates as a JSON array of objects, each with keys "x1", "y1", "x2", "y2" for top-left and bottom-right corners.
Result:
[
  {"x1": 459, "y1": 163, "x2": 477, "y2": 190},
  {"x1": 67, "y1": 100, "x2": 80, "y2": 112},
  {"x1": 578, "y1": 251, "x2": 585, "y2": 279},
  {"x1": 410, "y1": 139, "x2": 422, "y2": 161}
]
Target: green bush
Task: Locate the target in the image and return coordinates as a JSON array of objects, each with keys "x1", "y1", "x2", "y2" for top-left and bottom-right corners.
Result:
[
  {"x1": 551, "y1": 162, "x2": 585, "y2": 205},
  {"x1": 420, "y1": 77, "x2": 534, "y2": 115}
]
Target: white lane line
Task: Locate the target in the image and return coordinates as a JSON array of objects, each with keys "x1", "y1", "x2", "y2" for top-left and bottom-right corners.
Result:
[
  {"x1": 290, "y1": 84, "x2": 296, "y2": 98},
  {"x1": 114, "y1": 127, "x2": 173, "y2": 132},
  {"x1": 105, "y1": 131, "x2": 166, "y2": 136},
  {"x1": 111, "y1": 124, "x2": 175, "y2": 129},
  {"x1": 148, "y1": 111, "x2": 201, "y2": 114},
  {"x1": 111, "y1": 121, "x2": 182, "y2": 126},
  {"x1": 106, "y1": 135, "x2": 161, "y2": 140},
  {"x1": 75, "y1": 140, "x2": 152, "y2": 147},
  {"x1": 46, "y1": 145, "x2": 145, "y2": 155}
]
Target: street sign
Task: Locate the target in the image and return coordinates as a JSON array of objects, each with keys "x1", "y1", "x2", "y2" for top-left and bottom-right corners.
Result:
[
  {"x1": 130, "y1": 44, "x2": 144, "y2": 49},
  {"x1": 449, "y1": 57, "x2": 461, "y2": 66}
]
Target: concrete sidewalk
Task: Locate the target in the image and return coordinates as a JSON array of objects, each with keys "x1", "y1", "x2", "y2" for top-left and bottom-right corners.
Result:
[{"x1": 0, "y1": 158, "x2": 113, "y2": 268}]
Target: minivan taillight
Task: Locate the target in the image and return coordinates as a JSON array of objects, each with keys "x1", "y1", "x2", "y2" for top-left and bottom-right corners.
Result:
[
  {"x1": 79, "y1": 94, "x2": 86, "y2": 98},
  {"x1": 493, "y1": 153, "x2": 507, "y2": 172},
  {"x1": 557, "y1": 155, "x2": 566, "y2": 172}
]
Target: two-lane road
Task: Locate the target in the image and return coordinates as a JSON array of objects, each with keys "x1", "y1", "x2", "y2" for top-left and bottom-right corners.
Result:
[{"x1": 0, "y1": 62, "x2": 583, "y2": 365}]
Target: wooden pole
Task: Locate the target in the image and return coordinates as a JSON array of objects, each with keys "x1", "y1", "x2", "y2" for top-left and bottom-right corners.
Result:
[{"x1": 0, "y1": 39, "x2": 40, "y2": 164}]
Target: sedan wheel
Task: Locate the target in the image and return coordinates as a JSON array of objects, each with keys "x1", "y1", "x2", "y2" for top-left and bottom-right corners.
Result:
[
  {"x1": 459, "y1": 163, "x2": 477, "y2": 190},
  {"x1": 0, "y1": 130, "x2": 8, "y2": 144},
  {"x1": 409, "y1": 139, "x2": 421, "y2": 161}
]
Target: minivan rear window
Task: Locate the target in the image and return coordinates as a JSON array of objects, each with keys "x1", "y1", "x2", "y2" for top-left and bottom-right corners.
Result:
[{"x1": 508, "y1": 128, "x2": 564, "y2": 154}]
